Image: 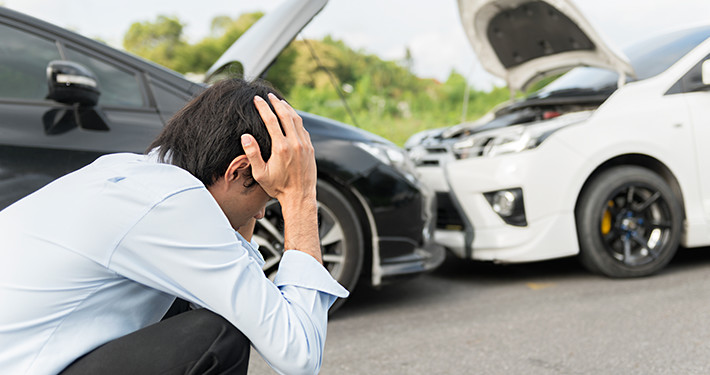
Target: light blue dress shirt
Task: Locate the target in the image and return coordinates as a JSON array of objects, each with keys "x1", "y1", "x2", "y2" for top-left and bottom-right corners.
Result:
[{"x1": 0, "y1": 153, "x2": 348, "y2": 375}]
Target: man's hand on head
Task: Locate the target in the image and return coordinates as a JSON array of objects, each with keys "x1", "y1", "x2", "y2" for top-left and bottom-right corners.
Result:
[
  {"x1": 241, "y1": 94, "x2": 317, "y2": 202},
  {"x1": 241, "y1": 94, "x2": 322, "y2": 264}
]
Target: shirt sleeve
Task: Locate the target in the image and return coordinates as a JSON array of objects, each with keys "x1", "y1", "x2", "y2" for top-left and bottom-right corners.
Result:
[
  {"x1": 108, "y1": 187, "x2": 349, "y2": 375},
  {"x1": 234, "y1": 230, "x2": 265, "y2": 268}
]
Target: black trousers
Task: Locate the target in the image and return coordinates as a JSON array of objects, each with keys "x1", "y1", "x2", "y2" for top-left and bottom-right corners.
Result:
[{"x1": 60, "y1": 308, "x2": 250, "y2": 375}]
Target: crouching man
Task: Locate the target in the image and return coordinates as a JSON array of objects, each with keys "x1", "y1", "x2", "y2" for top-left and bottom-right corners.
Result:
[{"x1": 0, "y1": 78, "x2": 348, "y2": 374}]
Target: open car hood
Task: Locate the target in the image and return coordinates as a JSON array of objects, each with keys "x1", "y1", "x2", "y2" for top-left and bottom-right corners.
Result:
[
  {"x1": 205, "y1": 0, "x2": 328, "y2": 81},
  {"x1": 458, "y1": 0, "x2": 634, "y2": 92}
]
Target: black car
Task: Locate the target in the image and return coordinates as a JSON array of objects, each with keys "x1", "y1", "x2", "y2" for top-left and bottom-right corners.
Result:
[{"x1": 0, "y1": 1, "x2": 444, "y2": 310}]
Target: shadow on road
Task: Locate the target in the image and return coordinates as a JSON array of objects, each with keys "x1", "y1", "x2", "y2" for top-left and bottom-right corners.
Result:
[
  {"x1": 667, "y1": 245, "x2": 710, "y2": 270},
  {"x1": 334, "y1": 246, "x2": 710, "y2": 319},
  {"x1": 333, "y1": 253, "x2": 585, "y2": 319},
  {"x1": 332, "y1": 271, "x2": 451, "y2": 319},
  {"x1": 432, "y1": 252, "x2": 584, "y2": 281}
]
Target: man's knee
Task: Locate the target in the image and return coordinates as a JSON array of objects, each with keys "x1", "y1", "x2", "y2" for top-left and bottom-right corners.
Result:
[
  {"x1": 178, "y1": 309, "x2": 250, "y2": 374},
  {"x1": 164, "y1": 309, "x2": 250, "y2": 360},
  {"x1": 172, "y1": 308, "x2": 232, "y2": 333},
  {"x1": 61, "y1": 309, "x2": 250, "y2": 375}
]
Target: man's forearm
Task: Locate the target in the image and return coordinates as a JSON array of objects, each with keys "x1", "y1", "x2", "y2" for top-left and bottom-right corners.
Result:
[
  {"x1": 245, "y1": 94, "x2": 322, "y2": 264},
  {"x1": 281, "y1": 197, "x2": 322, "y2": 264}
]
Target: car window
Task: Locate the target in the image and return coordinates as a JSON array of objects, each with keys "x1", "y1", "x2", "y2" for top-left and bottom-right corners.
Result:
[
  {"x1": 64, "y1": 47, "x2": 144, "y2": 108},
  {"x1": 626, "y1": 26, "x2": 710, "y2": 80},
  {"x1": 0, "y1": 22, "x2": 61, "y2": 100},
  {"x1": 671, "y1": 53, "x2": 710, "y2": 94},
  {"x1": 150, "y1": 81, "x2": 195, "y2": 117},
  {"x1": 534, "y1": 26, "x2": 710, "y2": 99},
  {"x1": 538, "y1": 67, "x2": 618, "y2": 94}
]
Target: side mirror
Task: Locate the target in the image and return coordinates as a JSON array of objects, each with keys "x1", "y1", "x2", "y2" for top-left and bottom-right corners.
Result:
[
  {"x1": 46, "y1": 60, "x2": 100, "y2": 106},
  {"x1": 43, "y1": 61, "x2": 109, "y2": 134},
  {"x1": 702, "y1": 60, "x2": 710, "y2": 85}
]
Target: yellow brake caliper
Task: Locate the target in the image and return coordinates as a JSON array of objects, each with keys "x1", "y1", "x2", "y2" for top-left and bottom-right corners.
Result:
[{"x1": 601, "y1": 201, "x2": 613, "y2": 235}]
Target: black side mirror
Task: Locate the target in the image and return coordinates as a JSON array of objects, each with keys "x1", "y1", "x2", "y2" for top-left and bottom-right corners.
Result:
[
  {"x1": 46, "y1": 60, "x2": 100, "y2": 106},
  {"x1": 43, "y1": 61, "x2": 109, "y2": 134}
]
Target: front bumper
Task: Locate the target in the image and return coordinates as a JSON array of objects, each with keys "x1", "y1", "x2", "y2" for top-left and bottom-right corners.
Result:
[
  {"x1": 445, "y1": 143, "x2": 584, "y2": 263},
  {"x1": 379, "y1": 240, "x2": 446, "y2": 283},
  {"x1": 350, "y1": 165, "x2": 445, "y2": 285},
  {"x1": 376, "y1": 177, "x2": 445, "y2": 283},
  {"x1": 435, "y1": 211, "x2": 578, "y2": 262},
  {"x1": 417, "y1": 139, "x2": 586, "y2": 263}
]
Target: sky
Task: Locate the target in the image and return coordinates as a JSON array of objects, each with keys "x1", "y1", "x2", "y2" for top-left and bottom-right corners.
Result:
[{"x1": 4, "y1": 0, "x2": 710, "y2": 91}]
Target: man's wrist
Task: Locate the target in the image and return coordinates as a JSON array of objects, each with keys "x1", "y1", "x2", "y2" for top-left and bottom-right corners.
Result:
[{"x1": 280, "y1": 196, "x2": 322, "y2": 264}]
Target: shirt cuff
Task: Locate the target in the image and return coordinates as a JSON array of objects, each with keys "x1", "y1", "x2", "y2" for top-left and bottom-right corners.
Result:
[{"x1": 274, "y1": 250, "x2": 350, "y2": 298}]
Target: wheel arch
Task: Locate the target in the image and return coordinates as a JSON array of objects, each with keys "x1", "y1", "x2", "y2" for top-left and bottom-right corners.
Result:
[
  {"x1": 316, "y1": 173, "x2": 375, "y2": 286},
  {"x1": 574, "y1": 153, "x2": 686, "y2": 221}
]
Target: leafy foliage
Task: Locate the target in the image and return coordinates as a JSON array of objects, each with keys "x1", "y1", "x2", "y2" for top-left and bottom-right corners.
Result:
[
  {"x1": 123, "y1": 16, "x2": 187, "y2": 69},
  {"x1": 123, "y1": 13, "x2": 509, "y2": 145}
]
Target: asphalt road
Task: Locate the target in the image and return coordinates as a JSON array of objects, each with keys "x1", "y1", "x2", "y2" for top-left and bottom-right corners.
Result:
[{"x1": 248, "y1": 247, "x2": 710, "y2": 374}]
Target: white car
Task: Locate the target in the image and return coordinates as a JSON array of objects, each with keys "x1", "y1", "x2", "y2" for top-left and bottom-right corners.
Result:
[{"x1": 406, "y1": 0, "x2": 710, "y2": 277}]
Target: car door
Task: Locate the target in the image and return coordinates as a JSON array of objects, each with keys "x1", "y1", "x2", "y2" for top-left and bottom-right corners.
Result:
[
  {"x1": 0, "y1": 19, "x2": 164, "y2": 209},
  {"x1": 676, "y1": 52, "x2": 710, "y2": 237}
]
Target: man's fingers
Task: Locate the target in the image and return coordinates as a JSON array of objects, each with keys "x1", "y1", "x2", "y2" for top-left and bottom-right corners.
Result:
[
  {"x1": 267, "y1": 93, "x2": 299, "y2": 137},
  {"x1": 254, "y1": 95, "x2": 285, "y2": 141},
  {"x1": 280, "y1": 99, "x2": 311, "y2": 145},
  {"x1": 269, "y1": 95, "x2": 310, "y2": 146},
  {"x1": 241, "y1": 134, "x2": 266, "y2": 174}
]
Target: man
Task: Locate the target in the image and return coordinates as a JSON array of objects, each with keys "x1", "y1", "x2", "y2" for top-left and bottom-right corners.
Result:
[{"x1": 0, "y1": 78, "x2": 348, "y2": 374}]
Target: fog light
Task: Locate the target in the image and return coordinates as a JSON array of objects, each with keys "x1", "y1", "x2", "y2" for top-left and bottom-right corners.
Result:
[
  {"x1": 491, "y1": 191, "x2": 516, "y2": 216},
  {"x1": 484, "y1": 188, "x2": 527, "y2": 226}
]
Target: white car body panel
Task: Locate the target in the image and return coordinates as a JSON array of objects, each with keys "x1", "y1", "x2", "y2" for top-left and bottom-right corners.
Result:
[
  {"x1": 445, "y1": 136, "x2": 584, "y2": 261},
  {"x1": 417, "y1": 162, "x2": 454, "y2": 193},
  {"x1": 685, "y1": 94, "x2": 710, "y2": 236}
]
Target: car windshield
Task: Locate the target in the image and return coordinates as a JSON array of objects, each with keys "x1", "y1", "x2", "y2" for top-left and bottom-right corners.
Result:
[{"x1": 536, "y1": 26, "x2": 710, "y2": 97}]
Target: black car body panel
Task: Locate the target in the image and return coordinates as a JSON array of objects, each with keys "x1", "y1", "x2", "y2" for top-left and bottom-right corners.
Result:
[{"x1": 299, "y1": 111, "x2": 442, "y2": 281}]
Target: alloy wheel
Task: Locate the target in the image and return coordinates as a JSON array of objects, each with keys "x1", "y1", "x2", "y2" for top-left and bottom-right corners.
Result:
[
  {"x1": 253, "y1": 199, "x2": 349, "y2": 280},
  {"x1": 598, "y1": 183, "x2": 673, "y2": 267}
]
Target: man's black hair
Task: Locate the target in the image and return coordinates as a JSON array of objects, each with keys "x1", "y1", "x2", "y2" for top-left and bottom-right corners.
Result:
[{"x1": 147, "y1": 78, "x2": 286, "y2": 188}]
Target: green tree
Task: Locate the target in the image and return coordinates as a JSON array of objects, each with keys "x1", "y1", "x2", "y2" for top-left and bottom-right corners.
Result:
[{"x1": 123, "y1": 16, "x2": 187, "y2": 70}]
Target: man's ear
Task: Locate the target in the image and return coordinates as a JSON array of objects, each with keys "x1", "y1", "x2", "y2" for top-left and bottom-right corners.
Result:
[{"x1": 224, "y1": 155, "x2": 251, "y2": 183}]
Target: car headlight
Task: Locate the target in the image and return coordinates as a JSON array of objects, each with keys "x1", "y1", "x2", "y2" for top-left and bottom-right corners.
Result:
[
  {"x1": 355, "y1": 141, "x2": 419, "y2": 182},
  {"x1": 452, "y1": 111, "x2": 592, "y2": 159}
]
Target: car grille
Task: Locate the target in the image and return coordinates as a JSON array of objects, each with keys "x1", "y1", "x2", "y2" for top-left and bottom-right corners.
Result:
[{"x1": 436, "y1": 192, "x2": 464, "y2": 230}]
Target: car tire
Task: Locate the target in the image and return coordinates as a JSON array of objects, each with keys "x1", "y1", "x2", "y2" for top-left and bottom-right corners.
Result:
[
  {"x1": 253, "y1": 180, "x2": 364, "y2": 312},
  {"x1": 575, "y1": 166, "x2": 682, "y2": 278}
]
